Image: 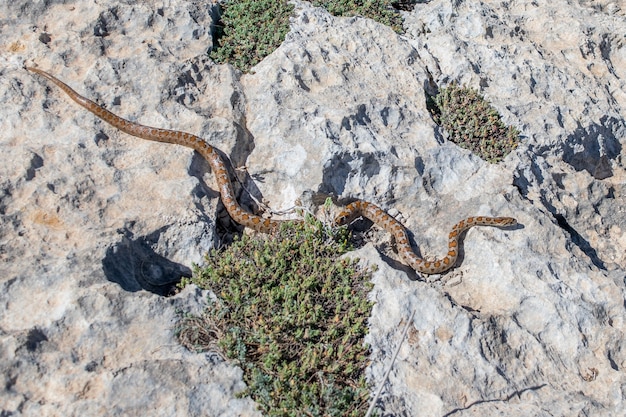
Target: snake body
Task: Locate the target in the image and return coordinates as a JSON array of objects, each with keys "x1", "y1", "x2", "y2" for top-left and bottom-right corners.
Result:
[
  {"x1": 27, "y1": 67, "x2": 516, "y2": 274},
  {"x1": 335, "y1": 201, "x2": 516, "y2": 273}
]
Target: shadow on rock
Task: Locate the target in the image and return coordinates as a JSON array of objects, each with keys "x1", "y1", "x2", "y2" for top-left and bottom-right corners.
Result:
[
  {"x1": 562, "y1": 115, "x2": 624, "y2": 180},
  {"x1": 102, "y1": 227, "x2": 192, "y2": 296}
]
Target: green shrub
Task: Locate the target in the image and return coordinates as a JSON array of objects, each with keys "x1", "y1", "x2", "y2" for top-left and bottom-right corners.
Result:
[
  {"x1": 209, "y1": 0, "x2": 407, "y2": 72},
  {"x1": 313, "y1": 0, "x2": 404, "y2": 33},
  {"x1": 210, "y1": 0, "x2": 294, "y2": 72},
  {"x1": 430, "y1": 83, "x2": 520, "y2": 163},
  {"x1": 177, "y1": 215, "x2": 374, "y2": 416}
]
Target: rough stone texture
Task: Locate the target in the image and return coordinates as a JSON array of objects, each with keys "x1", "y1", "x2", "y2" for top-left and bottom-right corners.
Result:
[
  {"x1": 1, "y1": 1, "x2": 261, "y2": 416},
  {"x1": 1, "y1": 0, "x2": 625, "y2": 416}
]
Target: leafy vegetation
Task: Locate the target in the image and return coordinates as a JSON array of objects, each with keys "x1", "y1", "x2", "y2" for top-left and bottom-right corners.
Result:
[
  {"x1": 429, "y1": 83, "x2": 520, "y2": 163},
  {"x1": 177, "y1": 214, "x2": 374, "y2": 416},
  {"x1": 210, "y1": 0, "x2": 408, "y2": 72},
  {"x1": 210, "y1": 0, "x2": 294, "y2": 72},
  {"x1": 312, "y1": 0, "x2": 405, "y2": 33}
]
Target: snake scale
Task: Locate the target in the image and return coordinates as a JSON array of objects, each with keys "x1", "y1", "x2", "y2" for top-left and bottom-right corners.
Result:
[{"x1": 27, "y1": 67, "x2": 517, "y2": 274}]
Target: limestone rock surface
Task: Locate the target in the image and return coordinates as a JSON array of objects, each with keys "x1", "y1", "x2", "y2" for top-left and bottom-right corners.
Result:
[
  {"x1": 1, "y1": 0, "x2": 625, "y2": 416},
  {"x1": 2, "y1": 0, "x2": 260, "y2": 416}
]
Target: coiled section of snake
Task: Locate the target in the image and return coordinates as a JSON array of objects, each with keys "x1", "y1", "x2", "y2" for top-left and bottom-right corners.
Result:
[{"x1": 27, "y1": 67, "x2": 517, "y2": 274}]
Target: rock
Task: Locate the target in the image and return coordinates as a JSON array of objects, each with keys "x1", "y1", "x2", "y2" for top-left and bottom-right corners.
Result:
[
  {"x1": 1, "y1": 0, "x2": 261, "y2": 415},
  {"x1": 1, "y1": 0, "x2": 625, "y2": 416},
  {"x1": 236, "y1": 1, "x2": 626, "y2": 415}
]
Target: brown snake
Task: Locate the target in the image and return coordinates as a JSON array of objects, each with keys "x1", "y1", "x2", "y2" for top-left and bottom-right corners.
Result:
[{"x1": 27, "y1": 67, "x2": 517, "y2": 274}]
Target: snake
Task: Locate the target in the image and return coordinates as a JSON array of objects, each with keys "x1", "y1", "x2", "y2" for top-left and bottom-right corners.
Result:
[{"x1": 27, "y1": 66, "x2": 517, "y2": 274}]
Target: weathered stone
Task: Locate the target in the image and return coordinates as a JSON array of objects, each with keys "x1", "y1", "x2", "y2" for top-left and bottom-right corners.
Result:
[
  {"x1": 1, "y1": 0, "x2": 624, "y2": 415},
  {"x1": 2, "y1": 0, "x2": 260, "y2": 415}
]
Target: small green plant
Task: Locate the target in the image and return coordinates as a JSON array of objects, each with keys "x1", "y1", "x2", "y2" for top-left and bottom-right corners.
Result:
[
  {"x1": 429, "y1": 83, "x2": 520, "y2": 163},
  {"x1": 178, "y1": 215, "x2": 374, "y2": 416},
  {"x1": 313, "y1": 0, "x2": 405, "y2": 33},
  {"x1": 210, "y1": 0, "x2": 294, "y2": 72},
  {"x1": 209, "y1": 0, "x2": 407, "y2": 72}
]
